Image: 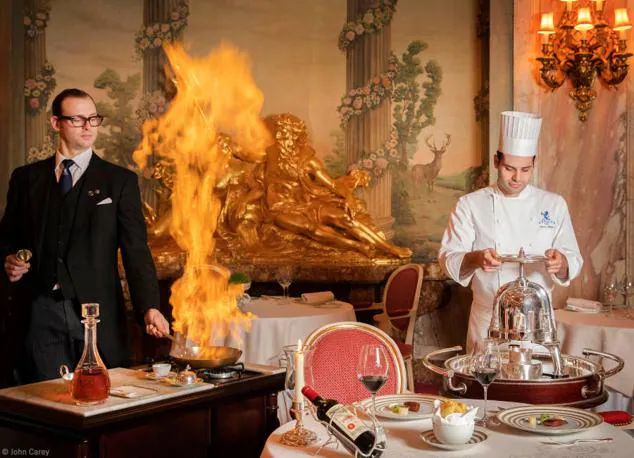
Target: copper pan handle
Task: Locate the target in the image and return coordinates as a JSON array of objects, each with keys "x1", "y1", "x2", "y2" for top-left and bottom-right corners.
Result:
[
  {"x1": 581, "y1": 348, "x2": 624, "y2": 379},
  {"x1": 422, "y1": 346, "x2": 467, "y2": 395}
]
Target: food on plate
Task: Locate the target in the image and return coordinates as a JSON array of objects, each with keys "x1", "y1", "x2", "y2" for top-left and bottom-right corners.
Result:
[
  {"x1": 404, "y1": 401, "x2": 420, "y2": 412},
  {"x1": 526, "y1": 414, "x2": 568, "y2": 427},
  {"x1": 389, "y1": 404, "x2": 410, "y2": 416},
  {"x1": 440, "y1": 400, "x2": 468, "y2": 418}
]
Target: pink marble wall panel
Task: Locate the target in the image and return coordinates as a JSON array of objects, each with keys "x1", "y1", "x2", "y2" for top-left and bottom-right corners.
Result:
[{"x1": 514, "y1": 0, "x2": 627, "y2": 305}]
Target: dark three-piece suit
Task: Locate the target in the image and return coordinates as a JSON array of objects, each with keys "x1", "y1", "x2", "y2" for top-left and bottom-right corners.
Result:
[{"x1": 0, "y1": 154, "x2": 159, "y2": 382}]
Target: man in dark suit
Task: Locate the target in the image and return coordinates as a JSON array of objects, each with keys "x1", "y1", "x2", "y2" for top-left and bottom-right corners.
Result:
[{"x1": 0, "y1": 88, "x2": 169, "y2": 383}]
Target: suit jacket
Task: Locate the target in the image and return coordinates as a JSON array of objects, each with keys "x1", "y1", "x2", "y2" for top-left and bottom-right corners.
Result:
[{"x1": 0, "y1": 154, "x2": 160, "y2": 367}]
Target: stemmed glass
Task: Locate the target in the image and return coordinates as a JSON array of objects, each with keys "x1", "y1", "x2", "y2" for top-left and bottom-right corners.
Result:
[
  {"x1": 603, "y1": 281, "x2": 618, "y2": 312},
  {"x1": 276, "y1": 266, "x2": 294, "y2": 301},
  {"x1": 471, "y1": 339, "x2": 501, "y2": 427},
  {"x1": 356, "y1": 344, "x2": 389, "y2": 414}
]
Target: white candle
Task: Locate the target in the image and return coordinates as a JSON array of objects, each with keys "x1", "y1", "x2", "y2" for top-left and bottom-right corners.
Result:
[{"x1": 294, "y1": 339, "x2": 305, "y2": 409}]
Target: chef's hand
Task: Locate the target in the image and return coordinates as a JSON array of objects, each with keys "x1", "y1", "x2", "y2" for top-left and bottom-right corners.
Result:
[
  {"x1": 4, "y1": 254, "x2": 30, "y2": 282},
  {"x1": 545, "y1": 249, "x2": 569, "y2": 279},
  {"x1": 144, "y1": 308, "x2": 170, "y2": 338},
  {"x1": 477, "y1": 248, "x2": 502, "y2": 272},
  {"x1": 461, "y1": 248, "x2": 501, "y2": 277}
]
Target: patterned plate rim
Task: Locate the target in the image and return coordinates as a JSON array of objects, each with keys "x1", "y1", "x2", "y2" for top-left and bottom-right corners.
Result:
[
  {"x1": 358, "y1": 394, "x2": 444, "y2": 420},
  {"x1": 498, "y1": 254, "x2": 548, "y2": 263},
  {"x1": 497, "y1": 406, "x2": 603, "y2": 435},
  {"x1": 420, "y1": 428, "x2": 488, "y2": 450}
]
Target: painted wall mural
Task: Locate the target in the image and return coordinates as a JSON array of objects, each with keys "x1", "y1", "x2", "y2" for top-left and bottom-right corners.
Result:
[{"x1": 37, "y1": 0, "x2": 484, "y2": 262}]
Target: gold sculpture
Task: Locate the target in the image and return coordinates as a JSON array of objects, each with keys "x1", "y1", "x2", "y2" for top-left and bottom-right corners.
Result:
[{"x1": 144, "y1": 113, "x2": 411, "y2": 266}]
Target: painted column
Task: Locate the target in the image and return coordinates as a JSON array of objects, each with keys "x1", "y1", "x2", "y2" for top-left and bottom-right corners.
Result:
[
  {"x1": 344, "y1": 0, "x2": 394, "y2": 238},
  {"x1": 140, "y1": 0, "x2": 186, "y2": 209},
  {"x1": 24, "y1": 0, "x2": 52, "y2": 163}
]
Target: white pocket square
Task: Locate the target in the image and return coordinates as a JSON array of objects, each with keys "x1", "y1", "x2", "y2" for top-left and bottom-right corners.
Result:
[{"x1": 96, "y1": 197, "x2": 112, "y2": 206}]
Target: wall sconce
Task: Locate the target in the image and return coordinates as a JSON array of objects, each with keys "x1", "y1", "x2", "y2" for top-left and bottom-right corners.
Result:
[{"x1": 537, "y1": 0, "x2": 632, "y2": 121}]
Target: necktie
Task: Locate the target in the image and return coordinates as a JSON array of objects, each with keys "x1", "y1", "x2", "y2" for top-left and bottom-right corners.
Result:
[{"x1": 59, "y1": 159, "x2": 75, "y2": 196}]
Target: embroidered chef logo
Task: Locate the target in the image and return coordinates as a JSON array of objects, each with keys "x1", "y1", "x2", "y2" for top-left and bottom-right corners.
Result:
[{"x1": 538, "y1": 210, "x2": 556, "y2": 228}]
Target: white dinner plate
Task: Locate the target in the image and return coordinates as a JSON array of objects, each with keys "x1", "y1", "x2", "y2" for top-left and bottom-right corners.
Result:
[
  {"x1": 358, "y1": 394, "x2": 440, "y2": 421},
  {"x1": 497, "y1": 405, "x2": 603, "y2": 435},
  {"x1": 420, "y1": 428, "x2": 488, "y2": 451}
]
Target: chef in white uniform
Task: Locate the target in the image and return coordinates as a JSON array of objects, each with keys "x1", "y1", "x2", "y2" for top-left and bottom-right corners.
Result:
[{"x1": 438, "y1": 111, "x2": 583, "y2": 352}]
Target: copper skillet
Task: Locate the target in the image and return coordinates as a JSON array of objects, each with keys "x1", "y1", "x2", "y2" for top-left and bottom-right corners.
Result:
[
  {"x1": 170, "y1": 346, "x2": 242, "y2": 369},
  {"x1": 165, "y1": 333, "x2": 242, "y2": 368}
]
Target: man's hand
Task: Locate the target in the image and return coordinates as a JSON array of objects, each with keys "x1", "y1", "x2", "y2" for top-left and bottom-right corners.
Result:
[
  {"x1": 460, "y1": 248, "x2": 501, "y2": 277},
  {"x1": 475, "y1": 248, "x2": 502, "y2": 272},
  {"x1": 4, "y1": 254, "x2": 30, "y2": 282},
  {"x1": 545, "y1": 249, "x2": 569, "y2": 279},
  {"x1": 144, "y1": 308, "x2": 170, "y2": 338}
]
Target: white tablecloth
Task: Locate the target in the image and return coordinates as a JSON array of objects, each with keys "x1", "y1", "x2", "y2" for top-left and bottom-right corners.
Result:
[
  {"x1": 556, "y1": 309, "x2": 634, "y2": 398},
  {"x1": 261, "y1": 399, "x2": 633, "y2": 457},
  {"x1": 222, "y1": 297, "x2": 356, "y2": 366}
]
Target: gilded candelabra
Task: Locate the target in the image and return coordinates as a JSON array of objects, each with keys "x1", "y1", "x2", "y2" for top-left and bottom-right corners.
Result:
[{"x1": 537, "y1": 1, "x2": 632, "y2": 121}]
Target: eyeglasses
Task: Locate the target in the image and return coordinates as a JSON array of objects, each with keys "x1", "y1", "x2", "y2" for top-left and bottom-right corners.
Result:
[{"x1": 58, "y1": 114, "x2": 104, "y2": 127}]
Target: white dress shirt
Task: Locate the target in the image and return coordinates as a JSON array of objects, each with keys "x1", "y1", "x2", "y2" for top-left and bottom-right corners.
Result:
[
  {"x1": 438, "y1": 184, "x2": 583, "y2": 351},
  {"x1": 54, "y1": 148, "x2": 93, "y2": 185}
]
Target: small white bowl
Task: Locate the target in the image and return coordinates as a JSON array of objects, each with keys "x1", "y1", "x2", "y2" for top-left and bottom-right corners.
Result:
[
  {"x1": 152, "y1": 363, "x2": 171, "y2": 377},
  {"x1": 432, "y1": 416, "x2": 474, "y2": 445}
]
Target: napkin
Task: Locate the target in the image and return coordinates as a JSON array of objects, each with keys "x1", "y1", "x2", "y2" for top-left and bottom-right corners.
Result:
[
  {"x1": 566, "y1": 297, "x2": 602, "y2": 313},
  {"x1": 300, "y1": 291, "x2": 335, "y2": 305},
  {"x1": 598, "y1": 411, "x2": 633, "y2": 426},
  {"x1": 432, "y1": 399, "x2": 478, "y2": 425},
  {"x1": 110, "y1": 385, "x2": 158, "y2": 398}
]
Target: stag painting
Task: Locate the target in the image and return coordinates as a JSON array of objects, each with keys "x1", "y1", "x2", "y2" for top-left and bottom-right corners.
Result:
[{"x1": 411, "y1": 133, "x2": 451, "y2": 194}]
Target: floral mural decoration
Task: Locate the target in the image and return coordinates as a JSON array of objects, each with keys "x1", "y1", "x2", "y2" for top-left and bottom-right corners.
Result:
[
  {"x1": 136, "y1": 90, "x2": 169, "y2": 128},
  {"x1": 24, "y1": 62, "x2": 57, "y2": 116},
  {"x1": 338, "y1": 0, "x2": 398, "y2": 51},
  {"x1": 347, "y1": 128, "x2": 400, "y2": 184},
  {"x1": 134, "y1": 0, "x2": 190, "y2": 59},
  {"x1": 24, "y1": 1, "x2": 51, "y2": 39},
  {"x1": 27, "y1": 135, "x2": 55, "y2": 164},
  {"x1": 337, "y1": 55, "x2": 398, "y2": 127}
]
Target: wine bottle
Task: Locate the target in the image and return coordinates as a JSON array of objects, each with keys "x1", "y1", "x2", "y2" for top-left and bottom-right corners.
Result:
[{"x1": 302, "y1": 385, "x2": 384, "y2": 457}]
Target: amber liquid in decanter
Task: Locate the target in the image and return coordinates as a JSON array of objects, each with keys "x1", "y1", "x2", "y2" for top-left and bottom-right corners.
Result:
[
  {"x1": 71, "y1": 366, "x2": 111, "y2": 403},
  {"x1": 71, "y1": 303, "x2": 111, "y2": 405}
]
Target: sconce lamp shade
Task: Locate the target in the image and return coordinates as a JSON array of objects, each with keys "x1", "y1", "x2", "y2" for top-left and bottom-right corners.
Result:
[
  {"x1": 539, "y1": 13, "x2": 556, "y2": 34},
  {"x1": 614, "y1": 9, "x2": 632, "y2": 31},
  {"x1": 574, "y1": 7, "x2": 593, "y2": 31}
]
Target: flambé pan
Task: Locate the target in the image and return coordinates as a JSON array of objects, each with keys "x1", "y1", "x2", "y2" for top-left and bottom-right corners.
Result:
[
  {"x1": 168, "y1": 331, "x2": 242, "y2": 368},
  {"x1": 170, "y1": 346, "x2": 242, "y2": 369}
]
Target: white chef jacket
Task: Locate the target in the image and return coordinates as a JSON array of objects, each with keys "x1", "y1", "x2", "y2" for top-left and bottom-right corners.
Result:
[{"x1": 438, "y1": 184, "x2": 583, "y2": 352}]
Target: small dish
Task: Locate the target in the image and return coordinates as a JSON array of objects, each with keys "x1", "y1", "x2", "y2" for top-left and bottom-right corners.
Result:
[
  {"x1": 145, "y1": 371, "x2": 176, "y2": 381},
  {"x1": 420, "y1": 428, "x2": 488, "y2": 451},
  {"x1": 359, "y1": 394, "x2": 438, "y2": 421},
  {"x1": 159, "y1": 375, "x2": 205, "y2": 387}
]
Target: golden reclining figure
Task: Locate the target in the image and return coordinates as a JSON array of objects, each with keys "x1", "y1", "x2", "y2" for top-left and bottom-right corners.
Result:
[{"x1": 146, "y1": 113, "x2": 411, "y2": 263}]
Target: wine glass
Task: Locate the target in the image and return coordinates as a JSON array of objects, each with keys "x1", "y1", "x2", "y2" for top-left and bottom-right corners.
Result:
[
  {"x1": 356, "y1": 344, "x2": 389, "y2": 414},
  {"x1": 603, "y1": 281, "x2": 618, "y2": 312},
  {"x1": 275, "y1": 265, "x2": 294, "y2": 301},
  {"x1": 471, "y1": 339, "x2": 501, "y2": 427}
]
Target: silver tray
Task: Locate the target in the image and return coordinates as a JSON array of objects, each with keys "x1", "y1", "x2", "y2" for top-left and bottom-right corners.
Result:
[{"x1": 498, "y1": 254, "x2": 548, "y2": 264}]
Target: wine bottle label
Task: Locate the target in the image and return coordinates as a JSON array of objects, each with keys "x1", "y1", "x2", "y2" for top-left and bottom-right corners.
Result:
[{"x1": 326, "y1": 405, "x2": 371, "y2": 441}]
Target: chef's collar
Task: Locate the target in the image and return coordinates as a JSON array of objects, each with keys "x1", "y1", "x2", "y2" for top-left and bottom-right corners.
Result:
[{"x1": 490, "y1": 183, "x2": 532, "y2": 200}]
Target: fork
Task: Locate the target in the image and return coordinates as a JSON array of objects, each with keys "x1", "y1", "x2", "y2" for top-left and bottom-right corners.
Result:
[{"x1": 541, "y1": 438, "x2": 613, "y2": 446}]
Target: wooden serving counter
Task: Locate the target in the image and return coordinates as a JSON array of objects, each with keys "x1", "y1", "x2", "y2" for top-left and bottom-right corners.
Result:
[{"x1": 0, "y1": 368, "x2": 284, "y2": 458}]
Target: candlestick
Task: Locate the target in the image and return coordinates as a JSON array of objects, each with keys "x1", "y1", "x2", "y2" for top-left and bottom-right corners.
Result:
[{"x1": 295, "y1": 338, "x2": 305, "y2": 410}]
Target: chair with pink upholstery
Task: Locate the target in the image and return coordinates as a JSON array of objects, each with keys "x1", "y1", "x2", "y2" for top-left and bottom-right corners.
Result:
[
  {"x1": 371, "y1": 263, "x2": 423, "y2": 392},
  {"x1": 303, "y1": 321, "x2": 407, "y2": 405}
]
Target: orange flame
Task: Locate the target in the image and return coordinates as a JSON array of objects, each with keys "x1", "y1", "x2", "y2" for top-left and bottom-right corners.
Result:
[{"x1": 133, "y1": 43, "x2": 271, "y2": 349}]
